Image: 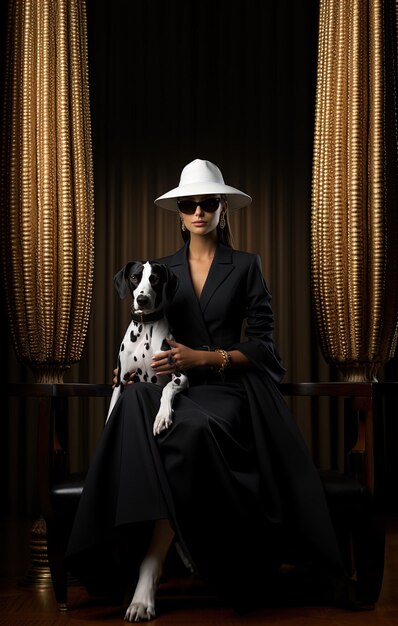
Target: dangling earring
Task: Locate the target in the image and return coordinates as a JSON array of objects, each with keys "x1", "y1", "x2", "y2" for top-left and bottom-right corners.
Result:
[
  {"x1": 219, "y1": 212, "x2": 226, "y2": 229},
  {"x1": 180, "y1": 217, "x2": 186, "y2": 231}
]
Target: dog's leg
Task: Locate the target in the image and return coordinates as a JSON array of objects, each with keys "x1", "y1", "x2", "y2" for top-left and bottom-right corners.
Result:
[
  {"x1": 106, "y1": 386, "x2": 121, "y2": 424},
  {"x1": 153, "y1": 373, "x2": 188, "y2": 436}
]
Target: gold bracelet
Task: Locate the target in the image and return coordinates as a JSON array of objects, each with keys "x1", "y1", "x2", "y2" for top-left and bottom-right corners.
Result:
[{"x1": 214, "y1": 348, "x2": 231, "y2": 373}]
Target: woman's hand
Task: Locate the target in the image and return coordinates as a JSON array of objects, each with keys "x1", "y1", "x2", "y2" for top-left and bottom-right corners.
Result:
[
  {"x1": 151, "y1": 340, "x2": 202, "y2": 374},
  {"x1": 112, "y1": 367, "x2": 136, "y2": 388}
]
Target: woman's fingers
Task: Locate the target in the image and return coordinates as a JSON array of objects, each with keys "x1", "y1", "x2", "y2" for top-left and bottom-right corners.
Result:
[
  {"x1": 151, "y1": 349, "x2": 178, "y2": 373},
  {"x1": 112, "y1": 368, "x2": 136, "y2": 387},
  {"x1": 151, "y1": 340, "x2": 195, "y2": 373}
]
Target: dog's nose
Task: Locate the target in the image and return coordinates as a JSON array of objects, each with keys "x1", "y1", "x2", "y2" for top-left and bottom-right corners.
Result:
[{"x1": 136, "y1": 295, "x2": 150, "y2": 306}]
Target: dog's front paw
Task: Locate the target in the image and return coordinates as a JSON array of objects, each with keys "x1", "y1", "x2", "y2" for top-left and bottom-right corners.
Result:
[{"x1": 153, "y1": 411, "x2": 173, "y2": 436}]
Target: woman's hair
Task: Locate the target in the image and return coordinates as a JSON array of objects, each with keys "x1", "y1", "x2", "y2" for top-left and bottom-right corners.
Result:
[{"x1": 179, "y1": 196, "x2": 234, "y2": 248}]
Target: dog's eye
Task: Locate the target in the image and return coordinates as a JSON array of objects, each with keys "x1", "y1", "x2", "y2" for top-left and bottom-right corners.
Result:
[
  {"x1": 149, "y1": 275, "x2": 159, "y2": 285},
  {"x1": 130, "y1": 275, "x2": 139, "y2": 284}
]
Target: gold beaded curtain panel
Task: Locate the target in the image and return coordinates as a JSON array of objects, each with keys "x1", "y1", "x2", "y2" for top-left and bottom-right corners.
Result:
[
  {"x1": 311, "y1": 0, "x2": 398, "y2": 383},
  {"x1": 1, "y1": 0, "x2": 94, "y2": 384}
]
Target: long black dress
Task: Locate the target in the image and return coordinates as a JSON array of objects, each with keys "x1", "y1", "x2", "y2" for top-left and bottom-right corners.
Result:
[{"x1": 65, "y1": 242, "x2": 351, "y2": 609}]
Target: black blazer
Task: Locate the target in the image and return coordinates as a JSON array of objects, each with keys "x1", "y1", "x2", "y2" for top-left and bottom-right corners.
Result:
[
  {"x1": 157, "y1": 242, "x2": 286, "y2": 383},
  {"x1": 158, "y1": 243, "x2": 347, "y2": 577}
]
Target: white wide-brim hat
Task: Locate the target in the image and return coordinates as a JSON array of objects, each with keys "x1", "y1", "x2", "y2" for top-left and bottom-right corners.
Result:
[{"x1": 154, "y1": 159, "x2": 252, "y2": 211}]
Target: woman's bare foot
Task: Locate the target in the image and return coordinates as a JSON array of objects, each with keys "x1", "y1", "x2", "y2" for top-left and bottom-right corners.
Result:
[
  {"x1": 124, "y1": 555, "x2": 161, "y2": 622},
  {"x1": 125, "y1": 519, "x2": 175, "y2": 622}
]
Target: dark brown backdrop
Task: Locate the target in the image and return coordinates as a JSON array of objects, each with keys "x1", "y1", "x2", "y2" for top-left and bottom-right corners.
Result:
[{"x1": 2, "y1": 0, "x2": 397, "y2": 520}]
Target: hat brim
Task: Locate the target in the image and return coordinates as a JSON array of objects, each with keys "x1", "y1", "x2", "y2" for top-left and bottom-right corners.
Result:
[{"x1": 154, "y1": 183, "x2": 252, "y2": 211}]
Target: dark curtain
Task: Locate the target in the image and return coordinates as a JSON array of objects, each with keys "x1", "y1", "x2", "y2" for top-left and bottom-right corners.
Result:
[{"x1": 3, "y1": 0, "x2": 397, "y2": 519}]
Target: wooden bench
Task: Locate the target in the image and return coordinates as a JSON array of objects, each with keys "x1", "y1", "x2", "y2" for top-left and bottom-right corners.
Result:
[{"x1": 8, "y1": 381, "x2": 397, "y2": 609}]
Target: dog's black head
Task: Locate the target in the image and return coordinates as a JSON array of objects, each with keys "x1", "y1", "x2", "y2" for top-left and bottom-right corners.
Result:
[
  {"x1": 113, "y1": 261, "x2": 143, "y2": 299},
  {"x1": 113, "y1": 261, "x2": 179, "y2": 312}
]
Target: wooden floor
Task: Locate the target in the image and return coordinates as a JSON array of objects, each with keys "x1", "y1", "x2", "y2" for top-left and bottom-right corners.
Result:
[{"x1": 1, "y1": 515, "x2": 397, "y2": 625}]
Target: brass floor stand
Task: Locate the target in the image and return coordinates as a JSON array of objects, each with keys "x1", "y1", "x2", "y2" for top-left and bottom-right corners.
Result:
[{"x1": 19, "y1": 516, "x2": 52, "y2": 589}]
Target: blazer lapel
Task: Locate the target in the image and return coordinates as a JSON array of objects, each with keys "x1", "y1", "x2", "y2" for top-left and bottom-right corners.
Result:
[
  {"x1": 167, "y1": 243, "x2": 212, "y2": 340},
  {"x1": 199, "y1": 244, "x2": 235, "y2": 313},
  {"x1": 166, "y1": 242, "x2": 235, "y2": 342}
]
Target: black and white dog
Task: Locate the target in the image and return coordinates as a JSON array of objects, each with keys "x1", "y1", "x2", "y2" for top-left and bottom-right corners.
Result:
[{"x1": 106, "y1": 261, "x2": 188, "y2": 435}]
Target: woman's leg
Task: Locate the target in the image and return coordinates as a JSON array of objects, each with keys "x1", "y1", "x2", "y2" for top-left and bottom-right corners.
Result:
[{"x1": 124, "y1": 519, "x2": 175, "y2": 622}]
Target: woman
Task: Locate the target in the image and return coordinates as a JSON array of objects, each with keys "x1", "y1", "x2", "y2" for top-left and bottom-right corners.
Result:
[{"x1": 66, "y1": 159, "x2": 354, "y2": 622}]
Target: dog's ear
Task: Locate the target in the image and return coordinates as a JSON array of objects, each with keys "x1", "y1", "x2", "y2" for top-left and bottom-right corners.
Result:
[
  {"x1": 162, "y1": 264, "x2": 179, "y2": 301},
  {"x1": 113, "y1": 266, "x2": 129, "y2": 299},
  {"x1": 113, "y1": 262, "x2": 141, "y2": 299}
]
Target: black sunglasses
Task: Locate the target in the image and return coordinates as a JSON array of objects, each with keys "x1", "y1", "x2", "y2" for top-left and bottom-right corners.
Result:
[{"x1": 177, "y1": 197, "x2": 222, "y2": 215}]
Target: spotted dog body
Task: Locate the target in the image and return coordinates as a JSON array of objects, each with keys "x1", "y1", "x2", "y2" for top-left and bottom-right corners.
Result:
[{"x1": 106, "y1": 261, "x2": 188, "y2": 435}]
